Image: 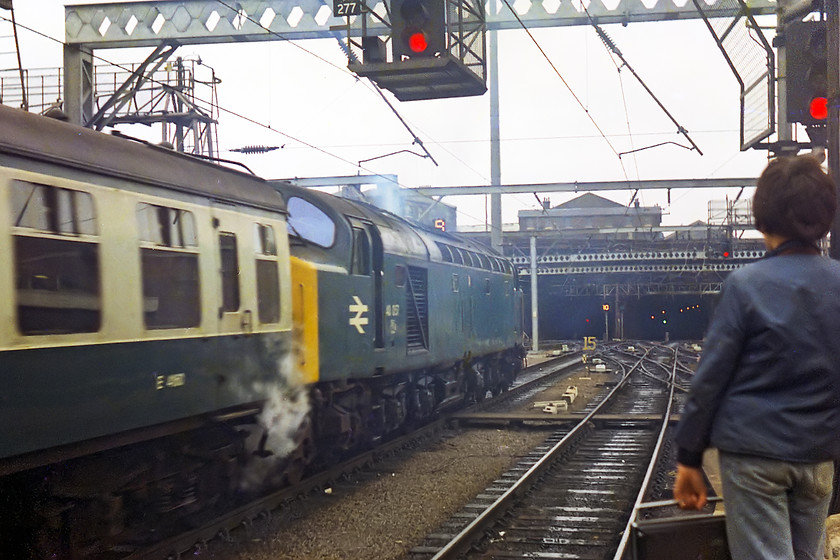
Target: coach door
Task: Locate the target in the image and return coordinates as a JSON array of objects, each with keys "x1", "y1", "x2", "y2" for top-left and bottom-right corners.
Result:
[{"x1": 212, "y1": 205, "x2": 250, "y2": 334}]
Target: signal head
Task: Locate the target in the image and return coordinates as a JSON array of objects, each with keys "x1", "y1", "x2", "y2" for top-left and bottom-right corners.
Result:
[
  {"x1": 390, "y1": 0, "x2": 445, "y2": 60},
  {"x1": 785, "y1": 20, "x2": 828, "y2": 126}
]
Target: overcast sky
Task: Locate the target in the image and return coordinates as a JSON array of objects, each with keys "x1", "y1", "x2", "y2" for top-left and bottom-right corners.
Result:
[{"x1": 6, "y1": 1, "x2": 781, "y2": 228}]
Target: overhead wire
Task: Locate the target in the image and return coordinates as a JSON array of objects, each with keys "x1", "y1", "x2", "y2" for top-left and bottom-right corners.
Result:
[
  {"x1": 498, "y1": 0, "x2": 624, "y2": 162},
  {"x1": 212, "y1": 0, "x2": 353, "y2": 77},
  {"x1": 615, "y1": 56, "x2": 641, "y2": 182},
  {"x1": 289, "y1": 127, "x2": 743, "y2": 150},
  {"x1": 213, "y1": 0, "x2": 503, "y2": 224},
  {"x1": 583, "y1": 5, "x2": 703, "y2": 157},
  {"x1": 213, "y1": 0, "x2": 440, "y2": 165},
  {"x1": 498, "y1": 0, "x2": 640, "y2": 226},
  {"x1": 501, "y1": 0, "x2": 712, "y2": 223},
  {"x1": 502, "y1": 0, "x2": 707, "y2": 222},
  {"x1": 0, "y1": 10, "x2": 501, "y2": 226},
  {"x1": 333, "y1": 33, "x2": 438, "y2": 166},
  {"x1": 0, "y1": 12, "x2": 401, "y2": 187}
]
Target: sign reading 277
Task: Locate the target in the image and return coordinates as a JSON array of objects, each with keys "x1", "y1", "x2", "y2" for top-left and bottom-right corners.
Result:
[{"x1": 333, "y1": 0, "x2": 362, "y2": 16}]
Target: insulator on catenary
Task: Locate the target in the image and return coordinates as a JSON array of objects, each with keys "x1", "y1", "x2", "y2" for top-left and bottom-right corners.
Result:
[
  {"x1": 230, "y1": 145, "x2": 280, "y2": 154},
  {"x1": 594, "y1": 26, "x2": 621, "y2": 56}
]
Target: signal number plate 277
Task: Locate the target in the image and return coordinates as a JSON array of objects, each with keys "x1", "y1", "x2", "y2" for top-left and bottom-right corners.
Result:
[{"x1": 333, "y1": 0, "x2": 361, "y2": 16}]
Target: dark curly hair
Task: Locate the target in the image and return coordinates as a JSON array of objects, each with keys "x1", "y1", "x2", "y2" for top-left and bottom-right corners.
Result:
[{"x1": 753, "y1": 155, "x2": 837, "y2": 242}]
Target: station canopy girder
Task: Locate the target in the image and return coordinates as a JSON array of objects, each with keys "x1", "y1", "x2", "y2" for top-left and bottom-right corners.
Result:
[
  {"x1": 410, "y1": 177, "x2": 757, "y2": 197},
  {"x1": 64, "y1": 0, "x2": 778, "y2": 49}
]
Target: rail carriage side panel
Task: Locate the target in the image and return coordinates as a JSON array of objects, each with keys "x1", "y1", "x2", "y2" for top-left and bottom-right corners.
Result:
[
  {"x1": 428, "y1": 271, "x2": 461, "y2": 358},
  {"x1": 424, "y1": 262, "x2": 511, "y2": 361},
  {"x1": 0, "y1": 146, "x2": 294, "y2": 470},
  {"x1": 473, "y1": 272, "x2": 517, "y2": 349},
  {"x1": 0, "y1": 334, "x2": 290, "y2": 465}
]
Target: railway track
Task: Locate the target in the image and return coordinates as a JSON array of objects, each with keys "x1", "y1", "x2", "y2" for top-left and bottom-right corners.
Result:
[
  {"x1": 409, "y1": 344, "x2": 692, "y2": 560},
  {"x1": 117, "y1": 353, "x2": 585, "y2": 559}
]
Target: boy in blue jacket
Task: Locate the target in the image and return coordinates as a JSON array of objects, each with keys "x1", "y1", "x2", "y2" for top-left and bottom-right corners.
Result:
[{"x1": 673, "y1": 155, "x2": 840, "y2": 560}]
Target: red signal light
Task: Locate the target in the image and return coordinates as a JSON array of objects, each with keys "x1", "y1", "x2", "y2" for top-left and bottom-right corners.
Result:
[
  {"x1": 407, "y1": 30, "x2": 428, "y2": 53},
  {"x1": 392, "y1": 0, "x2": 443, "y2": 59},
  {"x1": 723, "y1": 251, "x2": 731, "y2": 258},
  {"x1": 809, "y1": 97, "x2": 828, "y2": 121}
]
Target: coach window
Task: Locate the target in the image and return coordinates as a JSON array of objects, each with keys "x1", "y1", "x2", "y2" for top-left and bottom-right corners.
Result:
[
  {"x1": 219, "y1": 232, "x2": 240, "y2": 312},
  {"x1": 11, "y1": 181, "x2": 100, "y2": 334},
  {"x1": 136, "y1": 203, "x2": 200, "y2": 329},
  {"x1": 254, "y1": 223, "x2": 280, "y2": 323}
]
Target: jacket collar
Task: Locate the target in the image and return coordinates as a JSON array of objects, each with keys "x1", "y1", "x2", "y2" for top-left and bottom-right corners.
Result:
[{"x1": 763, "y1": 239, "x2": 820, "y2": 258}]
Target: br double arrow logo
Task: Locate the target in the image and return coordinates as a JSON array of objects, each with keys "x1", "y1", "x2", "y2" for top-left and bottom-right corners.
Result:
[{"x1": 349, "y1": 295, "x2": 369, "y2": 334}]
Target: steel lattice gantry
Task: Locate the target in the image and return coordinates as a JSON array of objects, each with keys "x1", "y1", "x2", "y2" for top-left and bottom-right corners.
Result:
[{"x1": 61, "y1": 0, "x2": 777, "y2": 124}]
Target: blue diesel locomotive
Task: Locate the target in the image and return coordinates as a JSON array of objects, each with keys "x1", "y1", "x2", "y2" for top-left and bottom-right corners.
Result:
[
  {"x1": 0, "y1": 103, "x2": 524, "y2": 557},
  {"x1": 272, "y1": 182, "x2": 526, "y2": 462}
]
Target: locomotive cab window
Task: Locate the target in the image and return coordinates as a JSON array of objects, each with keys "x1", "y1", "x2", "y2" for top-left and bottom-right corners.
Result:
[
  {"x1": 254, "y1": 223, "x2": 280, "y2": 324},
  {"x1": 286, "y1": 197, "x2": 335, "y2": 248},
  {"x1": 10, "y1": 181, "x2": 101, "y2": 335},
  {"x1": 136, "y1": 203, "x2": 200, "y2": 329},
  {"x1": 351, "y1": 227, "x2": 371, "y2": 276}
]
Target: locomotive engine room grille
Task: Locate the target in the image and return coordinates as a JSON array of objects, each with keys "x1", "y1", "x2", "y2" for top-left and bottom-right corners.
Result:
[{"x1": 406, "y1": 265, "x2": 429, "y2": 351}]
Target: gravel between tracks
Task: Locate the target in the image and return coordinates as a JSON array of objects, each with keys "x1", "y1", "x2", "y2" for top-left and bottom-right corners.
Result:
[
  {"x1": 199, "y1": 428, "x2": 550, "y2": 560},
  {"x1": 199, "y1": 363, "x2": 606, "y2": 560},
  {"x1": 193, "y1": 355, "x2": 840, "y2": 560}
]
